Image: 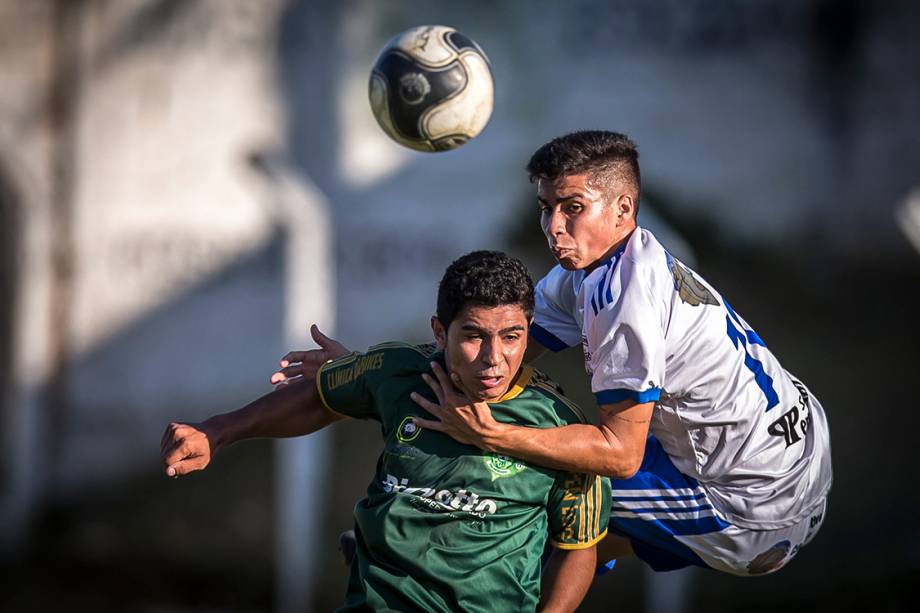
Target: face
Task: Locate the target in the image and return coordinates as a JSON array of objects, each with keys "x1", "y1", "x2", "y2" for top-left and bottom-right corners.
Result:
[
  {"x1": 431, "y1": 303, "x2": 529, "y2": 402},
  {"x1": 537, "y1": 173, "x2": 635, "y2": 271}
]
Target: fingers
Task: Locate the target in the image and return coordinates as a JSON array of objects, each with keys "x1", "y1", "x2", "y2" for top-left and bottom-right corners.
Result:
[
  {"x1": 429, "y1": 361, "x2": 459, "y2": 396},
  {"x1": 449, "y1": 372, "x2": 476, "y2": 400},
  {"x1": 420, "y1": 373, "x2": 445, "y2": 405},
  {"x1": 411, "y1": 416, "x2": 446, "y2": 432},
  {"x1": 167, "y1": 456, "x2": 209, "y2": 477},
  {"x1": 430, "y1": 362, "x2": 473, "y2": 400},
  {"x1": 270, "y1": 364, "x2": 306, "y2": 384},
  {"x1": 311, "y1": 324, "x2": 349, "y2": 358},
  {"x1": 279, "y1": 351, "x2": 310, "y2": 368},
  {"x1": 310, "y1": 324, "x2": 334, "y2": 349},
  {"x1": 272, "y1": 374, "x2": 304, "y2": 387},
  {"x1": 410, "y1": 391, "x2": 444, "y2": 419},
  {"x1": 160, "y1": 422, "x2": 189, "y2": 457}
]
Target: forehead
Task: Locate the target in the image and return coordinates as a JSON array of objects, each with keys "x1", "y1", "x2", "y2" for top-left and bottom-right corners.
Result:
[
  {"x1": 452, "y1": 303, "x2": 528, "y2": 330},
  {"x1": 536, "y1": 173, "x2": 600, "y2": 201}
]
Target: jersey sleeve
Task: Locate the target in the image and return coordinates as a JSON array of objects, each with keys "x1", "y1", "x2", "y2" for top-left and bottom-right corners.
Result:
[
  {"x1": 588, "y1": 257, "x2": 668, "y2": 406},
  {"x1": 547, "y1": 473, "x2": 611, "y2": 549},
  {"x1": 315, "y1": 349, "x2": 387, "y2": 420},
  {"x1": 531, "y1": 268, "x2": 581, "y2": 352}
]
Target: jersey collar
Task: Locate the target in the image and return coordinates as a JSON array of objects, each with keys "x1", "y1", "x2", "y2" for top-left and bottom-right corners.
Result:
[{"x1": 489, "y1": 365, "x2": 533, "y2": 404}]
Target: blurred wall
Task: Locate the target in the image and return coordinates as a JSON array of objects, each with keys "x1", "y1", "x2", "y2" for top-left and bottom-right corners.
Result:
[{"x1": 0, "y1": 0, "x2": 301, "y2": 535}]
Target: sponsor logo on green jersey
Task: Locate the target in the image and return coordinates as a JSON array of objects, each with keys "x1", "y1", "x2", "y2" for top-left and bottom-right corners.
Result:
[
  {"x1": 381, "y1": 474, "x2": 498, "y2": 517},
  {"x1": 483, "y1": 453, "x2": 526, "y2": 481}
]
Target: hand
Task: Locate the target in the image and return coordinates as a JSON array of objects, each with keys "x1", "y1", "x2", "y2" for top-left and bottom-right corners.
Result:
[
  {"x1": 410, "y1": 361, "x2": 502, "y2": 450},
  {"x1": 160, "y1": 420, "x2": 220, "y2": 478},
  {"x1": 270, "y1": 324, "x2": 350, "y2": 386}
]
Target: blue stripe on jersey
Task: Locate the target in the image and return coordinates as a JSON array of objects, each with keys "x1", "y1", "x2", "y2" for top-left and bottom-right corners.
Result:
[
  {"x1": 596, "y1": 244, "x2": 626, "y2": 309},
  {"x1": 615, "y1": 503, "x2": 714, "y2": 514},
  {"x1": 612, "y1": 492, "x2": 706, "y2": 503},
  {"x1": 595, "y1": 267, "x2": 604, "y2": 306},
  {"x1": 606, "y1": 435, "x2": 730, "y2": 572},
  {"x1": 528, "y1": 322, "x2": 570, "y2": 352},
  {"x1": 726, "y1": 300, "x2": 766, "y2": 346},
  {"x1": 595, "y1": 387, "x2": 662, "y2": 405}
]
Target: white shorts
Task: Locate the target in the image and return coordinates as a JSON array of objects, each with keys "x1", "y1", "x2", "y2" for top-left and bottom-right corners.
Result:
[{"x1": 606, "y1": 436, "x2": 827, "y2": 576}]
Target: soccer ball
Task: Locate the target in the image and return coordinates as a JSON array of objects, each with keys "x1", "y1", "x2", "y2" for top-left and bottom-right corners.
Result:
[{"x1": 368, "y1": 25, "x2": 494, "y2": 152}]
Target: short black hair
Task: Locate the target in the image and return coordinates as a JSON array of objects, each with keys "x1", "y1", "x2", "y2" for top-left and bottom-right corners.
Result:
[
  {"x1": 526, "y1": 130, "x2": 641, "y2": 213},
  {"x1": 436, "y1": 250, "x2": 534, "y2": 329}
]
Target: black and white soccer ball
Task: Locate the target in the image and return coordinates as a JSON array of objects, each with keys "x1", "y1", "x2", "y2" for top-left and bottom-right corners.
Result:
[{"x1": 368, "y1": 25, "x2": 494, "y2": 152}]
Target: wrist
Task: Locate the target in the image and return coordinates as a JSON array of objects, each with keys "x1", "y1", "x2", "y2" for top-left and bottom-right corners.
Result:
[
  {"x1": 201, "y1": 414, "x2": 231, "y2": 453},
  {"x1": 481, "y1": 420, "x2": 511, "y2": 454}
]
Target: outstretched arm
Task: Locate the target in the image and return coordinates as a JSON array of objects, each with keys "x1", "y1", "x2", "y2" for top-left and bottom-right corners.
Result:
[
  {"x1": 161, "y1": 324, "x2": 350, "y2": 478},
  {"x1": 160, "y1": 378, "x2": 346, "y2": 477},
  {"x1": 539, "y1": 546, "x2": 597, "y2": 613},
  {"x1": 412, "y1": 362, "x2": 651, "y2": 478}
]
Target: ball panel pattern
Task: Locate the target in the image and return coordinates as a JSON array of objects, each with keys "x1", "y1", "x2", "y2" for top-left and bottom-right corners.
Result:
[
  {"x1": 373, "y1": 51, "x2": 468, "y2": 141},
  {"x1": 421, "y1": 53, "x2": 493, "y2": 144},
  {"x1": 368, "y1": 25, "x2": 493, "y2": 152}
]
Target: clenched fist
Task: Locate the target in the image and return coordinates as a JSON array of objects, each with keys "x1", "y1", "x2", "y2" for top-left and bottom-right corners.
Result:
[{"x1": 160, "y1": 421, "x2": 219, "y2": 478}]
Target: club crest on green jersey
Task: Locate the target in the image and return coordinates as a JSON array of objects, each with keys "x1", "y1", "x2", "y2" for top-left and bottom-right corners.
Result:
[
  {"x1": 483, "y1": 453, "x2": 526, "y2": 480},
  {"x1": 396, "y1": 416, "x2": 422, "y2": 443}
]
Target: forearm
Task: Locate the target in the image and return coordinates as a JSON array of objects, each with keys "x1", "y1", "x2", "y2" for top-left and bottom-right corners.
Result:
[
  {"x1": 539, "y1": 546, "x2": 596, "y2": 613},
  {"x1": 204, "y1": 380, "x2": 344, "y2": 452},
  {"x1": 484, "y1": 422, "x2": 638, "y2": 477}
]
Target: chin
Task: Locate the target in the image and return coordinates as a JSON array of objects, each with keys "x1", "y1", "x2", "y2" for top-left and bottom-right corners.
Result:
[
  {"x1": 556, "y1": 257, "x2": 582, "y2": 271},
  {"x1": 474, "y1": 388, "x2": 508, "y2": 402}
]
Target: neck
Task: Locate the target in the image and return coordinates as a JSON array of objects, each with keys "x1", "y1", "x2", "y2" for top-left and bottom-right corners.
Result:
[{"x1": 584, "y1": 226, "x2": 635, "y2": 273}]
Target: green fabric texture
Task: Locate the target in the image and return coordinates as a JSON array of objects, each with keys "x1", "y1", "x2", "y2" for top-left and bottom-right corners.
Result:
[{"x1": 318, "y1": 342, "x2": 610, "y2": 613}]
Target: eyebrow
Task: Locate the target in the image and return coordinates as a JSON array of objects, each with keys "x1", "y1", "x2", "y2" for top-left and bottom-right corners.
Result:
[
  {"x1": 460, "y1": 324, "x2": 527, "y2": 334},
  {"x1": 536, "y1": 194, "x2": 583, "y2": 204}
]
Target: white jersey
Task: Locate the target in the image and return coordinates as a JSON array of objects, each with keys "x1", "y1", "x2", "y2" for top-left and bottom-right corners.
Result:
[{"x1": 531, "y1": 227, "x2": 832, "y2": 529}]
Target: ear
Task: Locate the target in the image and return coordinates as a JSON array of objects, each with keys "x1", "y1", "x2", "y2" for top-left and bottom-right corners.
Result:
[
  {"x1": 616, "y1": 193, "x2": 635, "y2": 222},
  {"x1": 431, "y1": 316, "x2": 447, "y2": 349}
]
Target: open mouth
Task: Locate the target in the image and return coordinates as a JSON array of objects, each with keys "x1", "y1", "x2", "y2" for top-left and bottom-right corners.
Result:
[{"x1": 477, "y1": 375, "x2": 504, "y2": 389}]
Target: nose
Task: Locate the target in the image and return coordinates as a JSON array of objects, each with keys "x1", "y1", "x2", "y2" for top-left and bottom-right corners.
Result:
[
  {"x1": 547, "y1": 208, "x2": 565, "y2": 237},
  {"x1": 481, "y1": 338, "x2": 501, "y2": 367}
]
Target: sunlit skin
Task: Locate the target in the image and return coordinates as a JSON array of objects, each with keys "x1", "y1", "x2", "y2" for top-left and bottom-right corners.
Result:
[
  {"x1": 537, "y1": 173, "x2": 637, "y2": 271},
  {"x1": 429, "y1": 303, "x2": 529, "y2": 402}
]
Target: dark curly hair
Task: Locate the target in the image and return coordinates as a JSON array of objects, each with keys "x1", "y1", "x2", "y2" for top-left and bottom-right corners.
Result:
[
  {"x1": 526, "y1": 130, "x2": 641, "y2": 215},
  {"x1": 436, "y1": 250, "x2": 535, "y2": 329}
]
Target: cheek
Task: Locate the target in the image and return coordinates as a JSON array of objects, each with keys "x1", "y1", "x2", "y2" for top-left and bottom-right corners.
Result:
[
  {"x1": 449, "y1": 342, "x2": 478, "y2": 370},
  {"x1": 575, "y1": 214, "x2": 608, "y2": 248}
]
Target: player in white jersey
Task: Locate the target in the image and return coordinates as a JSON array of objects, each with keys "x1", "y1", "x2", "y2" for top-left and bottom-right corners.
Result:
[{"x1": 412, "y1": 131, "x2": 832, "y2": 576}]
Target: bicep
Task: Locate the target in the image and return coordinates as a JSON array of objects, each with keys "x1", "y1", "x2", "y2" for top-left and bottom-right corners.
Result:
[{"x1": 597, "y1": 400, "x2": 654, "y2": 475}]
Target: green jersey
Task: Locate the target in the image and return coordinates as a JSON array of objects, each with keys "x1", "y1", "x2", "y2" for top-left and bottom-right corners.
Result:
[{"x1": 316, "y1": 342, "x2": 610, "y2": 613}]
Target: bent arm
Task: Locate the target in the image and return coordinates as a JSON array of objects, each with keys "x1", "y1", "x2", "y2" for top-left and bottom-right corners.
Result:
[
  {"x1": 539, "y1": 546, "x2": 597, "y2": 613},
  {"x1": 480, "y1": 399, "x2": 652, "y2": 478}
]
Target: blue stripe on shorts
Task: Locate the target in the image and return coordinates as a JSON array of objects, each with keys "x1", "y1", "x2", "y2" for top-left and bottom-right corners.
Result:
[{"x1": 607, "y1": 435, "x2": 730, "y2": 572}]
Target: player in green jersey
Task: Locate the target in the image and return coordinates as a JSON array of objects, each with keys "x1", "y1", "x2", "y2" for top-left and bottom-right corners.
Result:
[{"x1": 160, "y1": 250, "x2": 610, "y2": 612}]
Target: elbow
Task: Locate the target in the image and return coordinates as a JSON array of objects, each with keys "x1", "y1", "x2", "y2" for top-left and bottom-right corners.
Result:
[{"x1": 601, "y1": 451, "x2": 644, "y2": 480}]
